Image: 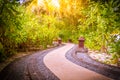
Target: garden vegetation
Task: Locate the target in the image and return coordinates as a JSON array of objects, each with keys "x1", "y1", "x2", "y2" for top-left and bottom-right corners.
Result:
[{"x1": 0, "y1": 0, "x2": 120, "y2": 64}]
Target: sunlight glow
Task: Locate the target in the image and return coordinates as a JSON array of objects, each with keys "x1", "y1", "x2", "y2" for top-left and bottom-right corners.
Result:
[
  {"x1": 27, "y1": 0, "x2": 88, "y2": 16},
  {"x1": 51, "y1": 0, "x2": 60, "y2": 8},
  {"x1": 38, "y1": 0, "x2": 44, "y2": 6},
  {"x1": 38, "y1": 0, "x2": 60, "y2": 8}
]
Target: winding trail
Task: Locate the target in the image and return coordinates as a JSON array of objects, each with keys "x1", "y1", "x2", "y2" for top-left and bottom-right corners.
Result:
[
  {"x1": 0, "y1": 43, "x2": 115, "y2": 80},
  {"x1": 44, "y1": 43, "x2": 111, "y2": 80}
]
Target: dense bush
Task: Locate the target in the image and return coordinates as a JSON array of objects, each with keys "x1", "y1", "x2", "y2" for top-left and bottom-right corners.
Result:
[
  {"x1": 0, "y1": 0, "x2": 120, "y2": 62},
  {"x1": 0, "y1": 0, "x2": 23, "y2": 61}
]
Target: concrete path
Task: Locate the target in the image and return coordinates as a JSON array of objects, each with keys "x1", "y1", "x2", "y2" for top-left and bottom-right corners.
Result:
[{"x1": 44, "y1": 43, "x2": 112, "y2": 80}]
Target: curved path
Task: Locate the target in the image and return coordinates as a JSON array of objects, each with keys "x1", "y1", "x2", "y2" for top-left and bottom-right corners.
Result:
[
  {"x1": 0, "y1": 47, "x2": 60, "y2": 80},
  {"x1": 44, "y1": 43, "x2": 111, "y2": 80},
  {"x1": 0, "y1": 43, "x2": 113, "y2": 80}
]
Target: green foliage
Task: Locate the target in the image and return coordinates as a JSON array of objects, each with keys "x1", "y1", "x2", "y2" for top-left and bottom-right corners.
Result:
[
  {"x1": 0, "y1": 0, "x2": 23, "y2": 61},
  {"x1": 0, "y1": 0, "x2": 120, "y2": 63},
  {"x1": 0, "y1": 42, "x2": 6, "y2": 62},
  {"x1": 109, "y1": 35, "x2": 120, "y2": 61},
  {"x1": 78, "y1": 0, "x2": 120, "y2": 51}
]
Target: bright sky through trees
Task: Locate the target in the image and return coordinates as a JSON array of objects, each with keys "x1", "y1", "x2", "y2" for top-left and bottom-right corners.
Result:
[
  {"x1": 51, "y1": 0, "x2": 60, "y2": 8},
  {"x1": 38, "y1": 0, "x2": 60, "y2": 8},
  {"x1": 19, "y1": 0, "x2": 25, "y2": 4}
]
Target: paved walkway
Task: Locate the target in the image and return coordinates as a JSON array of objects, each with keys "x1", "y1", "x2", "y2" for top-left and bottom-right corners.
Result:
[{"x1": 44, "y1": 43, "x2": 112, "y2": 80}]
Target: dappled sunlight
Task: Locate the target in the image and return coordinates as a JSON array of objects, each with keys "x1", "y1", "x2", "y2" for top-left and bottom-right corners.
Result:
[
  {"x1": 37, "y1": 0, "x2": 60, "y2": 9},
  {"x1": 27, "y1": 0, "x2": 60, "y2": 14},
  {"x1": 27, "y1": 0, "x2": 88, "y2": 16}
]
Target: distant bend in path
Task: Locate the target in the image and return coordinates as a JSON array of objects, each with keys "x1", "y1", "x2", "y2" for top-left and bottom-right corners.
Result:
[{"x1": 44, "y1": 43, "x2": 111, "y2": 80}]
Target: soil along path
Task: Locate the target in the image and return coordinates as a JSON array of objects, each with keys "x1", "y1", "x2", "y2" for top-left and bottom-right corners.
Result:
[{"x1": 44, "y1": 43, "x2": 112, "y2": 80}]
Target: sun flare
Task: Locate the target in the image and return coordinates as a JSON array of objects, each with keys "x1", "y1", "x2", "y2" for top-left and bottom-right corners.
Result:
[
  {"x1": 51, "y1": 0, "x2": 60, "y2": 8},
  {"x1": 38, "y1": 0, "x2": 60, "y2": 8}
]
